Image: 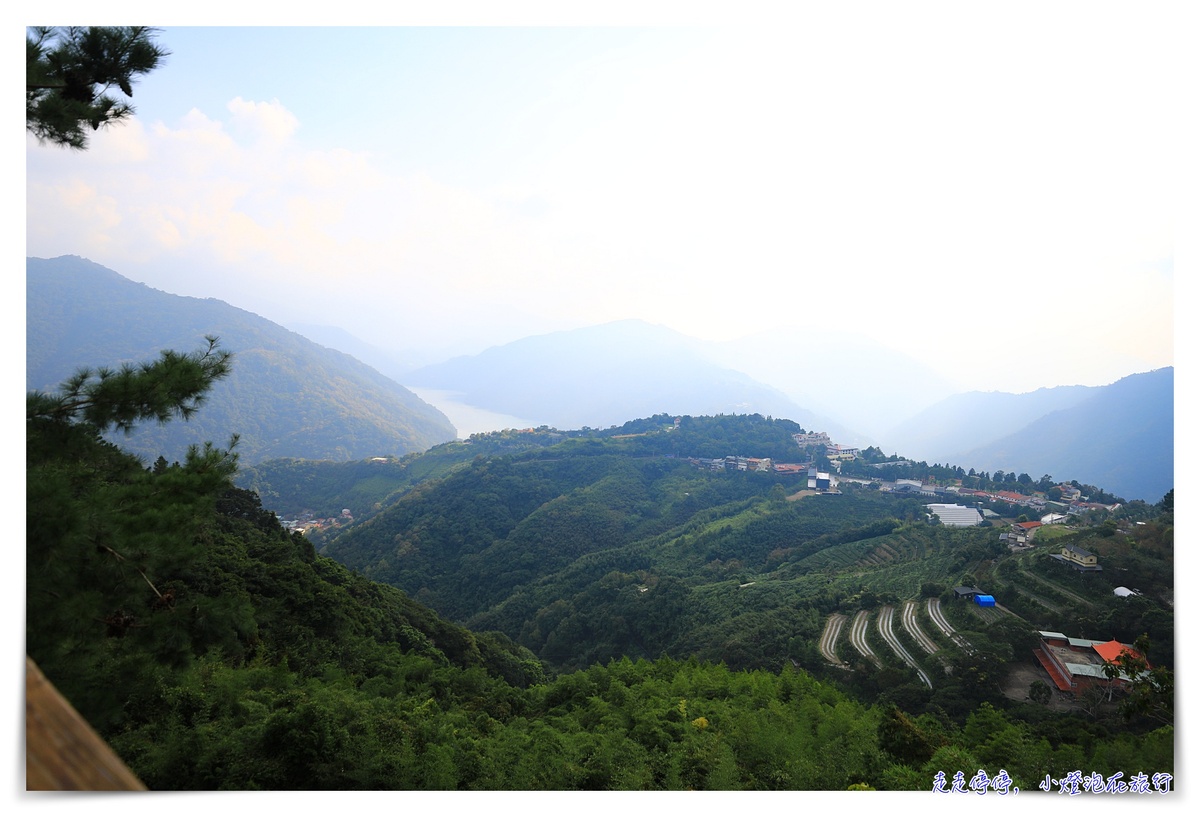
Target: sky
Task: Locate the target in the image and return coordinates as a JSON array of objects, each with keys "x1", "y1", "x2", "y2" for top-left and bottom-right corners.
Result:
[{"x1": 22, "y1": 4, "x2": 1184, "y2": 397}]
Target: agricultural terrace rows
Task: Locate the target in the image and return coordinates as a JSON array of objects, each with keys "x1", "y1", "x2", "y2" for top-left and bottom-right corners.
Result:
[
  {"x1": 877, "y1": 605, "x2": 932, "y2": 689},
  {"x1": 821, "y1": 599, "x2": 976, "y2": 687}
]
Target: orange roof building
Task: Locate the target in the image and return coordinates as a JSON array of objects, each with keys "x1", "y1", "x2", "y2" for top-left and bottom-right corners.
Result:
[
  {"x1": 1094, "y1": 638, "x2": 1147, "y2": 667},
  {"x1": 1034, "y1": 632, "x2": 1147, "y2": 693}
]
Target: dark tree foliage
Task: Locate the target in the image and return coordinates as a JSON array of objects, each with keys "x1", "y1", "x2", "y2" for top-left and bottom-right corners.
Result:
[
  {"x1": 27, "y1": 340, "x2": 239, "y2": 728},
  {"x1": 27, "y1": 26, "x2": 167, "y2": 149},
  {"x1": 27, "y1": 335, "x2": 232, "y2": 434}
]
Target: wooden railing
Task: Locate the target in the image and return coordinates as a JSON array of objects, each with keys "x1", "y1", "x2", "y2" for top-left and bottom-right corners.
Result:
[{"x1": 25, "y1": 656, "x2": 146, "y2": 791}]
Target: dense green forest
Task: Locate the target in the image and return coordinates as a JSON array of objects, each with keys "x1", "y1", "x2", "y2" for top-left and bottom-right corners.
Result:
[{"x1": 28, "y1": 356, "x2": 1175, "y2": 790}]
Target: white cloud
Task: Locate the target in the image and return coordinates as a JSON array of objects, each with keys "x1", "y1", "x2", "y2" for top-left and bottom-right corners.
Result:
[
  {"x1": 227, "y1": 97, "x2": 299, "y2": 146},
  {"x1": 25, "y1": 20, "x2": 1176, "y2": 384}
]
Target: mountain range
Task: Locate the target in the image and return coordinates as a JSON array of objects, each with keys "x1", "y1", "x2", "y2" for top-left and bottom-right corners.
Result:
[
  {"x1": 880, "y1": 370, "x2": 1174, "y2": 502},
  {"x1": 26, "y1": 256, "x2": 457, "y2": 464},
  {"x1": 26, "y1": 256, "x2": 1173, "y2": 501},
  {"x1": 959, "y1": 369, "x2": 1173, "y2": 502},
  {"x1": 399, "y1": 319, "x2": 1172, "y2": 501},
  {"x1": 403, "y1": 319, "x2": 851, "y2": 436}
]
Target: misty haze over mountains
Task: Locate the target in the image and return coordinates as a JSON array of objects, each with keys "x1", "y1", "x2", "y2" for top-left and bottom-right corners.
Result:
[
  {"x1": 396, "y1": 319, "x2": 1171, "y2": 502},
  {"x1": 27, "y1": 256, "x2": 1172, "y2": 502},
  {"x1": 403, "y1": 320, "x2": 852, "y2": 438}
]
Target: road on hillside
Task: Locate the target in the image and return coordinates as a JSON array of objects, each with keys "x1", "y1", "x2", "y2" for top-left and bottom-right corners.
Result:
[
  {"x1": 926, "y1": 597, "x2": 974, "y2": 654},
  {"x1": 902, "y1": 600, "x2": 940, "y2": 654},
  {"x1": 848, "y1": 610, "x2": 881, "y2": 667},
  {"x1": 819, "y1": 613, "x2": 849, "y2": 667},
  {"x1": 877, "y1": 605, "x2": 933, "y2": 688}
]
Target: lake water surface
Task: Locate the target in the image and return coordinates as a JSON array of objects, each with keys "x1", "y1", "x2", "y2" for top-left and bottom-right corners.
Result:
[{"x1": 406, "y1": 387, "x2": 542, "y2": 439}]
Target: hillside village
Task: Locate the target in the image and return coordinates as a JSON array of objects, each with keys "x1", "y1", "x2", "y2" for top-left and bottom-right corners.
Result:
[
  {"x1": 251, "y1": 417, "x2": 1171, "y2": 733},
  {"x1": 685, "y1": 428, "x2": 1124, "y2": 519}
]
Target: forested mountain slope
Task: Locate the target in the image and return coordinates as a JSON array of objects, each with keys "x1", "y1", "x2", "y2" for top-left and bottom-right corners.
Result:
[
  {"x1": 28, "y1": 353, "x2": 1174, "y2": 789},
  {"x1": 314, "y1": 413, "x2": 1173, "y2": 707},
  {"x1": 27, "y1": 255, "x2": 457, "y2": 464}
]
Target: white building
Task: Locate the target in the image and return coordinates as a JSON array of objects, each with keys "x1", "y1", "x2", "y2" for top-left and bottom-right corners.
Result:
[{"x1": 926, "y1": 503, "x2": 983, "y2": 527}]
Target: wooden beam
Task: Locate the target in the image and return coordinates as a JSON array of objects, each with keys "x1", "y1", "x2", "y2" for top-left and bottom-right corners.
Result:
[{"x1": 25, "y1": 656, "x2": 146, "y2": 791}]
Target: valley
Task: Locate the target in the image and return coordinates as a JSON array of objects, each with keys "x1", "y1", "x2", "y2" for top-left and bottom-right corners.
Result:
[
  {"x1": 25, "y1": 258, "x2": 1175, "y2": 791},
  {"x1": 242, "y1": 415, "x2": 1173, "y2": 721},
  {"x1": 23, "y1": 15, "x2": 1176, "y2": 791}
]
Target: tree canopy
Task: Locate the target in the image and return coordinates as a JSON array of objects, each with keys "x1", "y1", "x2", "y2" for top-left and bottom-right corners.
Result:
[
  {"x1": 26, "y1": 26, "x2": 167, "y2": 149},
  {"x1": 27, "y1": 335, "x2": 232, "y2": 434}
]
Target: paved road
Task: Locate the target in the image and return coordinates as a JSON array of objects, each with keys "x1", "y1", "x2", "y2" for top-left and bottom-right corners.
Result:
[
  {"x1": 877, "y1": 605, "x2": 933, "y2": 688},
  {"x1": 848, "y1": 610, "x2": 881, "y2": 667}
]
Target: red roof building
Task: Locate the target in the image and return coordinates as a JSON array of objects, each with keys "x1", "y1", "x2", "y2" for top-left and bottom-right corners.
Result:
[
  {"x1": 1094, "y1": 638, "x2": 1147, "y2": 667},
  {"x1": 1034, "y1": 632, "x2": 1146, "y2": 693}
]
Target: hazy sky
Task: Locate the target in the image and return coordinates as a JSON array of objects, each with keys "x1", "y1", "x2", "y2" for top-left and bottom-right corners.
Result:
[{"x1": 24, "y1": 4, "x2": 1180, "y2": 394}]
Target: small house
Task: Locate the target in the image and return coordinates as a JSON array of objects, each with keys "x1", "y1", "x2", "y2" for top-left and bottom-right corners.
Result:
[{"x1": 1051, "y1": 544, "x2": 1102, "y2": 571}]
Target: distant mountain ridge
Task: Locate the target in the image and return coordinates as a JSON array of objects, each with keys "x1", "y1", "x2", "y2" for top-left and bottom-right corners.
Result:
[
  {"x1": 708, "y1": 329, "x2": 964, "y2": 445},
  {"x1": 955, "y1": 368, "x2": 1173, "y2": 503},
  {"x1": 880, "y1": 369, "x2": 1172, "y2": 502},
  {"x1": 33, "y1": 255, "x2": 1168, "y2": 501},
  {"x1": 404, "y1": 319, "x2": 852, "y2": 436},
  {"x1": 27, "y1": 256, "x2": 457, "y2": 464},
  {"x1": 883, "y1": 384, "x2": 1099, "y2": 462}
]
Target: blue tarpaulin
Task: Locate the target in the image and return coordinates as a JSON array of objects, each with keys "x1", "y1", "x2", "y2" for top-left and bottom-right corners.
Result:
[{"x1": 976, "y1": 595, "x2": 996, "y2": 607}]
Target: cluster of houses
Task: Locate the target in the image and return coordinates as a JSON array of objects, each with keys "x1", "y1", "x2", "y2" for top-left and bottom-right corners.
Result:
[
  {"x1": 1000, "y1": 520, "x2": 1044, "y2": 547},
  {"x1": 953, "y1": 589, "x2": 1147, "y2": 696},
  {"x1": 687, "y1": 455, "x2": 840, "y2": 493},
  {"x1": 957, "y1": 486, "x2": 1120, "y2": 517},
  {"x1": 926, "y1": 503, "x2": 1103, "y2": 562},
  {"x1": 791, "y1": 431, "x2": 860, "y2": 461},
  {"x1": 682, "y1": 432, "x2": 1128, "y2": 515},
  {"x1": 691, "y1": 455, "x2": 780, "y2": 473},
  {"x1": 683, "y1": 431, "x2": 864, "y2": 491},
  {"x1": 889, "y1": 479, "x2": 1121, "y2": 519},
  {"x1": 280, "y1": 507, "x2": 354, "y2": 535}
]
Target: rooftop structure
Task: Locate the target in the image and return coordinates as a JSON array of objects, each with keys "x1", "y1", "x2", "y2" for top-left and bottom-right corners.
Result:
[
  {"x1": 1050, "y1": 544, "x2": 1102, "y2": 571},
  {"x1": 1034, "y1": 632, "x2": 1146, "y2": 692},
  {"x1": 926, "y1": 503, "x2": 983, "y2": 527}
]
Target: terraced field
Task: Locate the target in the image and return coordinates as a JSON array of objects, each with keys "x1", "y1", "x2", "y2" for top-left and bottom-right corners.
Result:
[
  {"x1": 819, "y1": 612, "x2": 849, "y2": 667},
  {"x1": 847, "y1": 610, "x2": 880, "y2": 667},
  {"x1": 819, "y1": 596, "x2": 991, "y2": 686},
  {"x1": 877, "y1": 605, "x2": 932, "y2": 688},
  {"x1": 1017, "y1": 566, "x2": 1096, "y2": 608},
  {"x1": 901, "y1": 600, "x2": 939, "y2": 654},
  {"x1": 926, "y1": 597, "x2": 974, "y2": 654}
]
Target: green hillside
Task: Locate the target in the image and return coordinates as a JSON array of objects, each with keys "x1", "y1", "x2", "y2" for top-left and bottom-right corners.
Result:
[
  {"x1": 29, "y1": 346, "x2": 1174, "y2": 790},
  {"x1": 27, "y1": 255, "x2": 457, "y2": 463},
  {"x1": 305, "y1": 416, "x2": 1173, "y2": 721}
]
